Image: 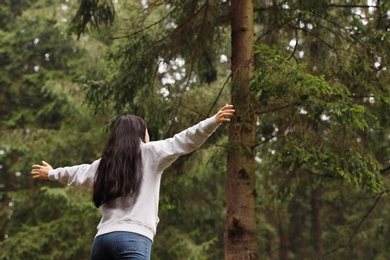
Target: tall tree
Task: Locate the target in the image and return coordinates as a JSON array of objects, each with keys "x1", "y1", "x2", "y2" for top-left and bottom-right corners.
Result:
[{"x1": 225, "y1": 0, "x2": 259, "y2": 259}]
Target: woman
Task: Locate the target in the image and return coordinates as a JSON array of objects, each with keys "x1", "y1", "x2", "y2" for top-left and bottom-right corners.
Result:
[{"x1": 31, "y1": 104, "x2": 234, "y2": 260}]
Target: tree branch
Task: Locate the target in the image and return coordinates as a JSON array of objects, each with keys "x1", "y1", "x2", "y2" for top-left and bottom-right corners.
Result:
[
  {"x1": 206, "y1": 74, "x2": 232, "y2": 118},
  {"x1": 111, "y1": 5, "x2": 176, "y2": 40}
]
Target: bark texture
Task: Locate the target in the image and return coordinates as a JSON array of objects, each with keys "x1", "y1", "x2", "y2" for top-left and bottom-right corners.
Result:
[{"x1": 224, "y1": 0, "x2": 259, "y2": 259}]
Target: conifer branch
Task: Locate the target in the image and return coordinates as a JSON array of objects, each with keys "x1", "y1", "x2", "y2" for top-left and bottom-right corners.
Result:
[{"x1": 111, "y1": 7, "x2": 176, "y2": 40}]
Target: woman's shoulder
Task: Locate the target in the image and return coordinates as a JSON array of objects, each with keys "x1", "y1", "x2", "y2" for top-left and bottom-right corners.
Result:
[{"x1": 140, "y1": 140, "x2": 164, "y2": 153}]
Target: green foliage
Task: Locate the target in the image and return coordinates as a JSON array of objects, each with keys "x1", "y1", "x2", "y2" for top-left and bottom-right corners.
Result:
[
  {"x1": 75, "y1": 0, "x2": 231, "y2": 120},
  {"x1": 252, "y1": 1, "x2": 390, "y2": 258},
  {"x1": 154, "y1": 226, "x2": 218, "y2": 260},
  {"x1": 67, "y1": 0, "x2": 115, "y2": 38},
  {"x1": 0, "y1": 1, "x2": 110, "y2": 259},
  {"x1": 0, "y1": 187, "x2": 100, "y2": 260},
  {"x1": 252, "y1": 44, "x2": 382, "y2": 192}
]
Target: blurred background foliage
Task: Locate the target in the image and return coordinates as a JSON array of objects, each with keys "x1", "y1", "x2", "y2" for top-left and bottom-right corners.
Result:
[{"x1": 1, "y1": 0, "x2": 390, "y2": 259}]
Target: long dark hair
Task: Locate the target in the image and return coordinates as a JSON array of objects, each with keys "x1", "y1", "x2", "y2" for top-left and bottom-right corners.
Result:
[{"x1": 93, "y1": 115, "x2": 147, "y2": 208}]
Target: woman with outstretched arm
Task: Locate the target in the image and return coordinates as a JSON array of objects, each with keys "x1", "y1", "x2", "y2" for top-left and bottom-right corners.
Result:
[{"x1": 31, "y1": 104, "x2": 234, "y2": 260}]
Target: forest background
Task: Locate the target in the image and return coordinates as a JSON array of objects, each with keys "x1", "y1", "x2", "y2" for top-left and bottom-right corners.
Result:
[{"x1": 1, "y1": 0, "x2": 390, "y2": 259}]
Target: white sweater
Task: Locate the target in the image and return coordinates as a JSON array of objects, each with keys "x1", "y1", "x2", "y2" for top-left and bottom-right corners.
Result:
[{"x1": 48, "y1": 115, "x2": 220, "y2": 241}]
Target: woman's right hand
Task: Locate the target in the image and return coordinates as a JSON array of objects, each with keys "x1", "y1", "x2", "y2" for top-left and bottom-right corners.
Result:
[{"x1": 31, "y1": 161, "x2": 53, "y2": 180}]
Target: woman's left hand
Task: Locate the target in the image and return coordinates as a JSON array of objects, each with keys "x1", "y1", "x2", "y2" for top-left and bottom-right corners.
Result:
[
  {"x1": 216, "y1": 104, "x2": 235, "y2": 124},
  {"x1": 31, "y1": 161, "x2": 53, "y2": 180}
]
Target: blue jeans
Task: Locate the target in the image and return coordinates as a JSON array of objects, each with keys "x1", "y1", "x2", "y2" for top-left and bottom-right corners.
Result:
[{"x1": 91, "y1": 231, "x2": 152, "y2": 260}]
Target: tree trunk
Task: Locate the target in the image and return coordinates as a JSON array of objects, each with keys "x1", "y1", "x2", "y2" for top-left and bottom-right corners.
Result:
[
  {"x1": 277, "y1": 208, "x2": 288, "y2": 260},
  {"x1": 265, "y1": 208, "x2": 275, "y2": 259},
  {"x1": 224, "y1": 0, "x2": 259, "y2": 259},
  {"x1": 310, "y1": 188, "x2": 323, "y2": 256}
]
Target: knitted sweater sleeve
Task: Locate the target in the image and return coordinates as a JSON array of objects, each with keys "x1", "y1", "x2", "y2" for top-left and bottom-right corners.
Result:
[
  {"x1": 146, "y1": 115, "x2": 220, "y2": 173},
  {"x1": 48, "y1": 159, "x2": 101, "y2": 188}
]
